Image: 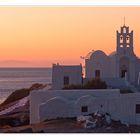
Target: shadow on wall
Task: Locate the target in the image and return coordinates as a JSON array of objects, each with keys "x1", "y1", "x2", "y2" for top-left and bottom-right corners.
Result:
[{"x1": 39, "y1": 96, "x2": 72, "y2": 122}]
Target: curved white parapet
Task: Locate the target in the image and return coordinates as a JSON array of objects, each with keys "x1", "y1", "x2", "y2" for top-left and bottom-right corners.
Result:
[{"x1": 39, "y1": 96, "x2": 72, "y2": 122}]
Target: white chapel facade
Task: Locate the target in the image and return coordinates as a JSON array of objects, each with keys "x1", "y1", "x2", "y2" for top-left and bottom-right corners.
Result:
[
  {"x1": 85, "y1": 23, "x2": 140, "y2": 85},
  {"x1": 52, "y1": 23, "x2": 140, "y2": 89}
]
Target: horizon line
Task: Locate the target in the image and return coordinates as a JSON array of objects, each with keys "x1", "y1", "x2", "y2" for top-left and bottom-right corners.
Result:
[{"x1": 0, "y1": 66, "x2": 52, "y2": 68}]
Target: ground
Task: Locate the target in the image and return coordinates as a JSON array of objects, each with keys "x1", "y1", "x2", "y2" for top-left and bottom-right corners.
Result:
[{"x1": 0, "y1": 118, "x2": 140, "y2": 133}]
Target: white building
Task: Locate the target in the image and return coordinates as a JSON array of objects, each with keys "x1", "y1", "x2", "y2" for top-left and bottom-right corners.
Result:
[
  {"x1": 52, "y1": 64, "x2": 82, "y2": 89},
  {"x1": 52, "y1": 23, "x2": 140, "y2": 89},
  {"x1": 29, "y1": 23, "x2": 140, "y2": 125},
  {"x1": 85, "y1": 24, "x2": 140, "y2": 86},
  {"x1": 30, "y1": 88, "x2": 140, "y2": 125}
]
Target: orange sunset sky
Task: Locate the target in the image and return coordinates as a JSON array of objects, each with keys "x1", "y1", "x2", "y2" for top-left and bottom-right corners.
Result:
[{"x1": 0, "y1": 7, "x2": 140, "y2": 67}]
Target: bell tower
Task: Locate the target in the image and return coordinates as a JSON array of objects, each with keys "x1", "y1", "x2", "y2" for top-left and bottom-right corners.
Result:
[
  {"x1": 116, "y1": 18, "x2": 136, "y2": 83},
  {"x1": 116, "y1": 17, "x2": 134, "y2": 56}
]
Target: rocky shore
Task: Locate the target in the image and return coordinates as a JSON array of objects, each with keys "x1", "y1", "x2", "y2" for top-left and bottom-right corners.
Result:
[{"x1": 0, "y1": 83, "x2": 46, "y2": 131}]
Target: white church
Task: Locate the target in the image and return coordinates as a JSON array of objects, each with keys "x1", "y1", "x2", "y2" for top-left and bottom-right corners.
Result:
[
  {"x1": 30, "y1": 23, "x2": 140, "y2": 125},
  {"x1": 52, "y1": 23, "x2": 140, "y2": 90}
]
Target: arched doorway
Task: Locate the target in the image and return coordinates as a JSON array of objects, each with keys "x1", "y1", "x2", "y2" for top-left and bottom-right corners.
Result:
[{"x1": 119, "y1": 56, "x2": 129, "y2": 80}]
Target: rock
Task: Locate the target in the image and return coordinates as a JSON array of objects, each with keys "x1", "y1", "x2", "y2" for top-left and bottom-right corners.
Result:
[
  {"x1": 85, "y1": 120, "x2": 96, "y2": 129},
  {"x1": 105, "y1": 126, "x2": 112, "y2": 131},
  {"x1": 105, "y1": 114, "x2": 111, "y2": 124}
]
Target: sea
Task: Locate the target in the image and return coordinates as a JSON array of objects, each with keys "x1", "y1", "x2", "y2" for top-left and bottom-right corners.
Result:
[{"x1": 0, "y1": 68, "x2": 52, "y2": 103}]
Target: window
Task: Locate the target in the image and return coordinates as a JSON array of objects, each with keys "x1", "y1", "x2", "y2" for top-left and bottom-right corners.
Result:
[
  {"x1": 81, "y1": 106, "x2": 88, "y2": 112},
  {"x1": 126, "y1": 36, "x2": 130, "y2": 43},
  {"x1": 120, "y1": 45, "x2": 123, "y2": 48},
  {"x1": 64, "y1": 76, "x2": 69, "y2": 85},
  {"x1": 123, "y1": 27, "x2": 126, "y2": 33},
  {"x1": 136, "y1": 104, "x2": 140, "y2": 114},
  {"x1": 95, "y1": 70, "x2": 100, "y2": 78},
  {"x1": 127, "y1": 45, "x2": 130, "y2": 47},
  {"x1": 121, "y1": 70, "x2": 127, "y2": 78},
  {"x1": 120, "y1": 35, "x2": 123, "y2": 43}
]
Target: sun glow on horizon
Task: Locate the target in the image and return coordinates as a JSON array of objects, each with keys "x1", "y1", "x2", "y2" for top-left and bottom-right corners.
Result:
[{"x1": 0, "y1": 7, "x2": 140, "y2": 67}]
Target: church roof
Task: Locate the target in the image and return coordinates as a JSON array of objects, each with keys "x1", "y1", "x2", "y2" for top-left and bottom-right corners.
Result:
[
  {"x1": 84, "y1": 50, "x2": 94, "y2": 59},
  {"x1": 85, "y1": 50, "x2": 107, "y2": 59},
  {"x1": 90, "y1": 50, "x2": 107, "y2": 58}
]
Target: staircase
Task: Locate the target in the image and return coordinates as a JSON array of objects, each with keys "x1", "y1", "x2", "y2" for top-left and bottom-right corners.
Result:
[{"x1": 103, "y1": 78, "x2": 138, "y2": 92}]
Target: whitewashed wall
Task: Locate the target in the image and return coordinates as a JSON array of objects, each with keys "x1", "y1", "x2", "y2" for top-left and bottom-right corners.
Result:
[
  {"x1": 85, "y1": 50, "x2": 111, "y2": 78},
  {"x1": 52, "y1": 64, "x2": 82, "y2": 89},
  {"x1": 30, "y1": 88, "x2": 140, "y2": 125},
  {"x1": 39, "y1": 96, "x2": 72, "y2": 121},
  {"x1": 30, "y1": 89, "x2": 118, "y2": 124}
]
